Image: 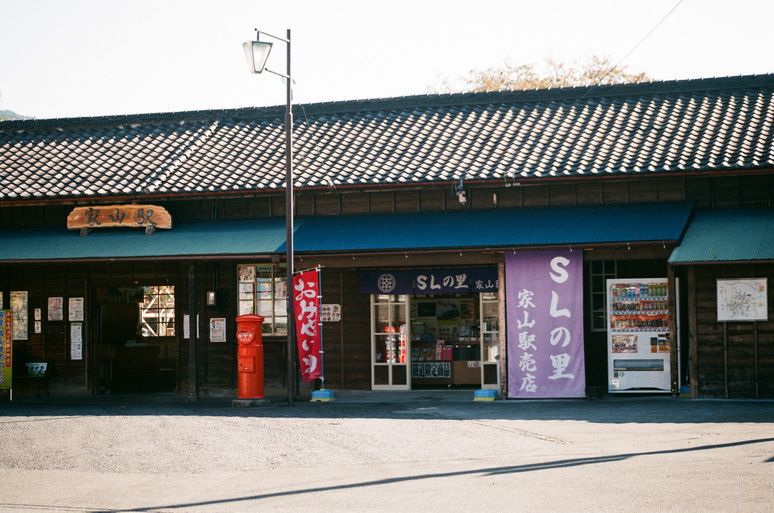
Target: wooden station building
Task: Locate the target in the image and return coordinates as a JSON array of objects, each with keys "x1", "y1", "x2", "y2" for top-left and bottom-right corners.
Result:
[{"x1": 1, "y1": 74, "x2": 773, "y2": 399}]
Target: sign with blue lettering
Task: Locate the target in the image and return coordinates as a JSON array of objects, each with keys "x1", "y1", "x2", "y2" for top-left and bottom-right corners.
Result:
[{"x1": 360, "y1": 268, "x2": 498, "y2": 295}]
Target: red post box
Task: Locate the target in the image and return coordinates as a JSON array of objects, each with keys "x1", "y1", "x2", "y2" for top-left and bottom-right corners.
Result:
[{"x1": 236, "y1": 314, "x2": 265, "y2": 399}]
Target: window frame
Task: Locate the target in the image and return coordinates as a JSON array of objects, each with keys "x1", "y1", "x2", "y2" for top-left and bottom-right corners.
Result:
[
  {"x1": 139, "y1": 286, "x2": 176, "y2": 338},
  {"x1": 589, "y1": 260, "x2": 617, "y2": 332},
  {"x1": 237, "y1": 264, "x2": 288, "y2": 336}
]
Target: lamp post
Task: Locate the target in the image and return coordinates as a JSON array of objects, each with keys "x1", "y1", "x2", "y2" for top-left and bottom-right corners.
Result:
[{"x1": 243, "y1": 29, "x2": 296, "y2": 406}]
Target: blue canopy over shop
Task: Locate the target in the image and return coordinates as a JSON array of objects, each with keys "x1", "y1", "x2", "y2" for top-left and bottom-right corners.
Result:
[
  {"x1": 669, "y1": 208, "x2": 774, "y2": 264},
  {"x1": 0, "y1": 203, "x2": 694, "y2": 262},
  {"x1": 291, "y1": 202, "x2": 694, "y2": 253},
  {"x1": 0, "y1": 218, "x2": 288, "y2": 261}
]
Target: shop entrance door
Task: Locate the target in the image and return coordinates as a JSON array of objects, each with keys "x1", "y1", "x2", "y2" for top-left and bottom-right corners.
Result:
[
  {"x1": 479, "y1": 292, "x2": 501, "y2": 390},
  {"x1": 410, "y1": 294, "x2": 490, "y2": 390},
  {"x1": 371, "y1": 294, "x2": 409, "y2": 390},
  {"x1": 94, "y1": 285, "x2": 177, "y2": 394}
]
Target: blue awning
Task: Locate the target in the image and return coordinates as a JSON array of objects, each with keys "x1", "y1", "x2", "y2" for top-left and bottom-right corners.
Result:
[
  {"x1": 0, "y1": 218, "x2": 288, "y2": 262},
  {"x1": 0, "y1": 203, "x2": 693, "y2": 262},
  {"x1": 669, "y1": 208, "x2": 774, "y2": 264},
  {"x1": 290, "y1": 203, "x2": 694, "y2": 252}
]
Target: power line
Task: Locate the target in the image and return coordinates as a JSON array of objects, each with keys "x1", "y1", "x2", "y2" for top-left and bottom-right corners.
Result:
[{"x1": 596, "y1": 0, "x2": 685, "y2": 86}]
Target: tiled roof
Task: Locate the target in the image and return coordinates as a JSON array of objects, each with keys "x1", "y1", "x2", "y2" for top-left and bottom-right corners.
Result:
[{"x1": 1, "y1": 74, "x2": 773, "y2": 201}]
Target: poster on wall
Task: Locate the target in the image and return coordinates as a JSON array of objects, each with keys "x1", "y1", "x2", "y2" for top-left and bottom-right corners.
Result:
[
  {"x1": 505, "y1": 250, "x2": 586, "y2": 399},
  {"x1": 2, "y1": 291, "x2": 29, "y2": 341},
  {"x1": 183, "y1": 315, "x2": 200, "y2": 339},
  {"x1": 70, "y1": 322, "x2": 83, "y2": 360},
  {"x1": 48, "y1": 297, "x2": 64, "y2": 321},
  {"x1": 68, "y1": 298, "x2": 85, "y2": 321},
  {"x1": 717, "y1": 279, "x2": 768, "y2": 322},
  {"x1": 34, "y1": 308, "x2": 42, "y2": 335},
  {"x1": 209, "y1": 318, "x2": 227, "y2": 343},
  {"x1": 321, "y1": 304, "x2": 341, "y2": 322},
  {"x1": 0, "y1": 310, "x2": 12, "y2": 391}
]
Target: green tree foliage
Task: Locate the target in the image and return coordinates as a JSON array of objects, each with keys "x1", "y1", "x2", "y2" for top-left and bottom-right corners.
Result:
[{"x1": 433, "y1": 55, "x2": 650, "y2": 93}]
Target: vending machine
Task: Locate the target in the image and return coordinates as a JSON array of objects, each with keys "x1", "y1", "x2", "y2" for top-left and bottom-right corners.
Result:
[{"x1": 607, "y1": 278, "x2": 671, "y2": 393}]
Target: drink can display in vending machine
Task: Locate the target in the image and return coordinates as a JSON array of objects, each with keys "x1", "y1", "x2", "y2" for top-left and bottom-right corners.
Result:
[{"x1": 606, "y1": 278, "x2": 673, "y2": 394}]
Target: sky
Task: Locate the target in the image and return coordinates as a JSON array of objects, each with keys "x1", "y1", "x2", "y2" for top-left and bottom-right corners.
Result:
[{"x1": 1, "y1": 0, "x2": 772, "y2": 120}]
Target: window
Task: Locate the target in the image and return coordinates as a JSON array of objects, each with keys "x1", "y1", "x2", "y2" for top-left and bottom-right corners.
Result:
[
  {"x1": 589, "y1": 260, "x2": 617, "y2": 332},
  {"x1": 139, "y1": 286, "x2": 175, "y2": 337},
  {"x1": 238, "y1": 264, "x2": 288, "y2": 335}
]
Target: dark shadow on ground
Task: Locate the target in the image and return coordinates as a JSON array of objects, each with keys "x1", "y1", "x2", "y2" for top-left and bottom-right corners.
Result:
[
  {"x1": 2, "y1": 392, "x2": 774, "y2": 424},
  {"x1": 2, "y1": 436, "x2": 770, "y2": 513}
]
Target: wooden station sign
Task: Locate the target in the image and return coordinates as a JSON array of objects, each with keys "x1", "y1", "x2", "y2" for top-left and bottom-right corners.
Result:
[{"x1": 67, "y1": 205, "x2": 172, "y2": 235}]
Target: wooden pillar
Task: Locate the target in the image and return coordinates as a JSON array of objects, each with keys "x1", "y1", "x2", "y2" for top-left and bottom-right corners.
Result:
[
  {"x1": 1, "y1": 267, "x2": 8, "y2": 308},
  {"x1": 668, "y1": 266, "x2": 679, "y2": 396},
  {"x1": 753, "y1": 264, "x2": 759, "y2": 399},
  {"x1": 497, "y1": 262, "x2": 507, "y2": 396},
  {"x1": 723, "y1": 321, "x2": 729, "y2": 399},
  {"x1": 754, "y1": 321, "x2": 759, "y2": 399},
  {"x1": 187, "y1": 262, "x2": 199, "y2": 401},
  {"x1": 687, "y1": 266, "x2": 699, "y2": 398}
]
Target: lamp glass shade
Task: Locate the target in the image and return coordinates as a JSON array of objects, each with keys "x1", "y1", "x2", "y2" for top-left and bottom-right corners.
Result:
[{"x1": 243, "y1": 40, "x2": 273, "y2": 74}]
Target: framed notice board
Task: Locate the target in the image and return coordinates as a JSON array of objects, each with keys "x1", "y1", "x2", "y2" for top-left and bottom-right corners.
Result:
[{"x1": 717, "y1": 279, "x2": 768, "y2": 322}]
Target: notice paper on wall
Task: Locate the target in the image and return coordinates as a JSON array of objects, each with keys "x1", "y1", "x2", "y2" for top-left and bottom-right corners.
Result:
[
  {"x1": 183, "y1": 314, "x2": 200, "y2": 339},
  {"x1": 69, "y1": 297, "x2": 84, "y2": 321},
  {"x1": 209, "y1": 318, "x2": 227, "y2": 343},
  {"x1": 70, "y1": 322, "x2": 83, "y2": 360},
  {"x1": 48, "y1": 297, "x2": 64, "y2": 321}
]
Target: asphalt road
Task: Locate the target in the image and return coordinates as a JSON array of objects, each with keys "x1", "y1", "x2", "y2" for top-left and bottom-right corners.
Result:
[{"x1": 1, "y1": 391, "x2": 773, "y2": 512}]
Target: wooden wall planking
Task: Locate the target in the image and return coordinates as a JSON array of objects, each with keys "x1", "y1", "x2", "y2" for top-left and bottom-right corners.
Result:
[{"x1": 691, "y1": 264, "x2": 774, "y2": 398}]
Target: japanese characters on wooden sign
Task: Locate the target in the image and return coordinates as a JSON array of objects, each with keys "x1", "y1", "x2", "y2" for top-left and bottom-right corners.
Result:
[{"x1": 67, "y1": 205, "x2": 172, "y2": 235}]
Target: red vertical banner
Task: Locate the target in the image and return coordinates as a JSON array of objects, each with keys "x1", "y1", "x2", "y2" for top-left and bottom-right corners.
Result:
[{"x1": 293, "y1": 270, "x2": 322, "y2": 382}]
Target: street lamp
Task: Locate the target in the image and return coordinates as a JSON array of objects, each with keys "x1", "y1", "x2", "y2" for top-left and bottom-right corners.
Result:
[{"x1": 244, "y1": 28, "x2": 296, "y2": 406}]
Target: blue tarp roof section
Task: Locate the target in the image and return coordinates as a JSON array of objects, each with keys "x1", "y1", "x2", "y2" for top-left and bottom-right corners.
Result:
[
  {"x1": 0, "y1": 218, "x2": 288, "y2": 261},
  {"x1": 289, "y1": 203, "x2": 694, "y2": 252},
  {"x1": 668, "y1": 208, "x2": 774, "y2": 264}
]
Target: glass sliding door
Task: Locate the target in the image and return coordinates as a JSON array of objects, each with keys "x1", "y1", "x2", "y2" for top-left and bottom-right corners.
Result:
[
  {"x1": 371, "y1": 294, "x2": 410, "y2": 390},
  {"x1": 480, "y1": 292, "x2": 500, "y2": 389}
]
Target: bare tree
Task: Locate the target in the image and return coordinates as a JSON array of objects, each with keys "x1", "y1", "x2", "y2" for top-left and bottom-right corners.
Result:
[{"x1": 433, "y1": 55, "x2": 650, "y2": 93}]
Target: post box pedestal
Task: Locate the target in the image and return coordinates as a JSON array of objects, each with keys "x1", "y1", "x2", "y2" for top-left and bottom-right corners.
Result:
[{"x1": 232, "y1": 397, "x2": 271, "y2": 407}]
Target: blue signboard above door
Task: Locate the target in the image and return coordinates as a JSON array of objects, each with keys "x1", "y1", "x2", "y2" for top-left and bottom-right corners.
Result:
[{"x1": 359, "y1": 268, "x2": 498, "y2": 295}]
